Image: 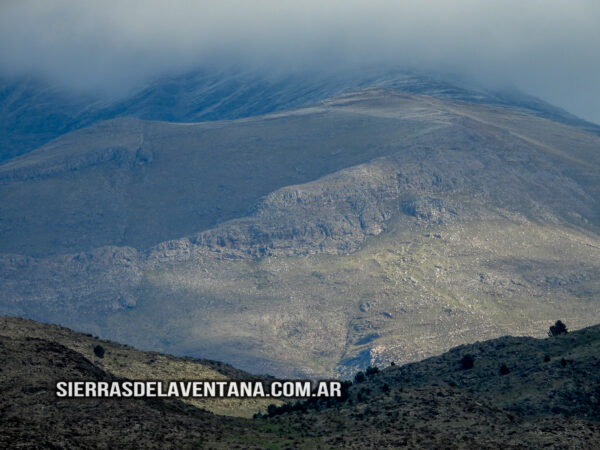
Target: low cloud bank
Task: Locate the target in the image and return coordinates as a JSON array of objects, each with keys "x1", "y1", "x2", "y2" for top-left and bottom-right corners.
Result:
[{"x1": 1, "y1": 1, "x2": 599, "y2": 122}]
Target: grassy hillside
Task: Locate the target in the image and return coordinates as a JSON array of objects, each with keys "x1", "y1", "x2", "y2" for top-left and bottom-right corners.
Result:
[
  {"x1": 2, "y1": 316, "x2": 600, "y2": 448},
  {"x1": 0, "y1": 316, "x2": 276, "y2": 418}
]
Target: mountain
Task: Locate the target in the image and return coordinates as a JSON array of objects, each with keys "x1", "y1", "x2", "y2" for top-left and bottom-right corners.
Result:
[
  {"x1": 2, "y1": 316, "x2": 600, "y2": 448},
  {"x1": 1, "y1": 81, "x2": 600, "y2": 378},
  {"x1": 3, "y1": 68, "x2": 599, "y2": 163}
]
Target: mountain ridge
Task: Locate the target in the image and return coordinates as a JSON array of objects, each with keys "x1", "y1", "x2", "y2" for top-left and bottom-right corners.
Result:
[{"x1": 3, "y1": 68, "x2": 599, "y2": 164}]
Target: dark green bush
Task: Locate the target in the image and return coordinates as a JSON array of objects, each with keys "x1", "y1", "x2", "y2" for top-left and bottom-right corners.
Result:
[
  {"x1": 267, "y1": 404, "x2": 278, "y2": 417},
  {"x1": 461, "y1": 354, "x2": 474, "y2": 370},
  {"x1": 93, "y1": 344, "x2": 105, "y2": 358},
  {"x1": 354, "y1": 371, "x2": 366, "y2": 383},
  {"x1": 548, "y1": 320, "x2": 568, "y2": 337},
  {"x1": 339, "y1": 380, "x2": 352, "y2": 401},
  {"x1": 366, "y1": 366, "x2": 379, "y2": 376}
]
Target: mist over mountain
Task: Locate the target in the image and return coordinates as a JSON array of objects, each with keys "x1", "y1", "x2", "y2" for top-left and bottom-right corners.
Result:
[
  {"x1": 2, "y1": 1, "x2": 600, "y2": 123},
  {"x1": 3, "y1": 68, "x2": 599, "y2": 164}
]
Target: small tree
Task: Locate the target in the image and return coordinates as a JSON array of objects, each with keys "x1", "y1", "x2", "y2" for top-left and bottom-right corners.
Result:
[
  {"x1": 548, "y1": 320, "x2": 568, "y2": 337},
  {"x1": 354, "y1": 371, "x2": 366, "y2": 383},
  {"x1": 339, "y1": 381, "x2": 352, "y2": 402},
  {"x1": 461, "y1": 354, "x2": 474, "y2": 370},
  {"x1": 499, "y1": 364, "x2": 510, "y2": 375},
  {"x1": 267, "y1": 404, "x2": 278, "y2": 417},
  {"x1": 365, "y1": 366, "x2": 379, "y2": 376},
  {"x1": 93, "y1": 344, "x2": 105, "y2": 358},
  {"x1": 560, "y1": 358, "x2": 568, "y2": 367}
]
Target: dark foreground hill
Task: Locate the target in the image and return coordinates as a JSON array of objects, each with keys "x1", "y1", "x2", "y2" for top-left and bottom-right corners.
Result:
[{"x1": 1, "y1": 316, "x2": 600, "y2": 448}]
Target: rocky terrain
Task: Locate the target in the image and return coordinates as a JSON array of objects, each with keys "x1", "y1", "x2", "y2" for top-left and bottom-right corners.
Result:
[
  {"x1": 1, "y1": 316, "x2": 599, "y2": 448},
  {"x1": 1, "y1": 81, "x2": 599, "y2": 377}
]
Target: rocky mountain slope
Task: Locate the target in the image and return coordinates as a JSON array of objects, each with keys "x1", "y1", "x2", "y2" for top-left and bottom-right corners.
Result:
[
  {"x1": 1, "y1": 85, "x2": 599, "y2": 377},
  {"x1": 3, "y1": 68, "x2": 599, "y2": 163},
  {"x1": 1, "y1": 316, "x2": 599, "y2": 448}
]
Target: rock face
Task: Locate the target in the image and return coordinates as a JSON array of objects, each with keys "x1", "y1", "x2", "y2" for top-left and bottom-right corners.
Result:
[{"x1": 1, "y1": 84, "x2": 600, "y2": 378}]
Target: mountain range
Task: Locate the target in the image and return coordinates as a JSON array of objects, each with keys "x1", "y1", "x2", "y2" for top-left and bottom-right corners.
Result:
[{"x1": 1, "y1": 69, "x2": 600, "y2": 378}]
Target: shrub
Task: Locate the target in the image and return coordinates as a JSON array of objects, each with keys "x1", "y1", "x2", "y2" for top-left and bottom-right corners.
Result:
[
  {"x1": 339, "y1": 380, "x2": 352, "y2": 402},
  {"x1": 548, "y1": 320, "x2": 568, "y2": 337},
  {"x1": 382, "y1": 383, "x2": 390, "y2": 393},
  {"x1": 267, "y1": 404, "x2": 278, "y2": 417},
  {"x1": 93, "y1": 345, "x2": 105, "y2": 358},
  {"x1": 461, "y1": 354, "x2": 474, "y2": 370},
  {"x1": 544, "y1": 355, "x2": 551, "y2": 362},
  {"x1": 366, "y1": 366, "x2": 379, "y2": 376},
  {"x1": 354, "y1": 371, "x2": 366, "y2": 383},
  {"x1": 560, "y1": 358, "x2": 571, "y2": 367},
  {"x1": 499, "y1": 364, "x2": 510, "y2": 375}
]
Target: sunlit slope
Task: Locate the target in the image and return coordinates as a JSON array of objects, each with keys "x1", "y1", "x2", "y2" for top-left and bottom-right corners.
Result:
[{"x1": 98, "y1": 213, "x2": 600, "y2": 377}]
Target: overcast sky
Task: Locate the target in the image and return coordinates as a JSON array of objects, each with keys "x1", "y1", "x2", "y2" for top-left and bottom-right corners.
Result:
[{"x1": 1, "y1": 0, "x2": 599, "y2": 123}]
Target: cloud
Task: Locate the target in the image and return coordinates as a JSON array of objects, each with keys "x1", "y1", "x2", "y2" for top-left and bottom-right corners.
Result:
[{"x1": 1, "y1": 0, "x2": 599, "y2": 122}]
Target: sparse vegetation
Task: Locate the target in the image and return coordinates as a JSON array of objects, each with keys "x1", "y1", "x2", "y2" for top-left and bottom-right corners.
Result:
[
  {"x1": 0, "y1": 316, "x2": 274, "y2": 418},
  {"x1": 4, "y1": 316, "x2": 600, "y2": 448},
  {"x1": 3, "y1": 88, "x2": 600, "y2": 382}
]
